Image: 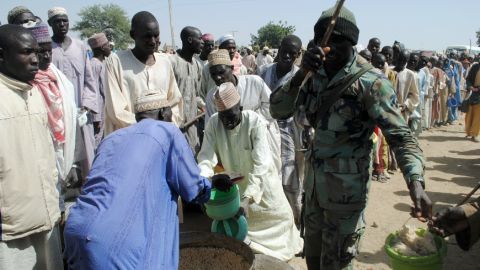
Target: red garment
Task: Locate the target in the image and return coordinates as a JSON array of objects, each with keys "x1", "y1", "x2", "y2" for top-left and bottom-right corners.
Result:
[{"x1": 32, "y1": 67, "x2": 65, "y2": 143}]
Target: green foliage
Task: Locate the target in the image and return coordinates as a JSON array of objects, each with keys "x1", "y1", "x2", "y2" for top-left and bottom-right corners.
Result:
[
  {"x1": 72, "y1": 4, "x2": 130, "y2": 49},
  {"x1": 250, "y1": 21, "x2": 296, "y2": 49},
  {"x1": 477, "y1": 29, "x2": 480, "y2": 46}
]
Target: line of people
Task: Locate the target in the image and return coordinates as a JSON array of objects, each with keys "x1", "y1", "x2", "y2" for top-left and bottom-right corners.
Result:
[{"x1": 359, "y1": 38, "x2": 480, "y2": 184}]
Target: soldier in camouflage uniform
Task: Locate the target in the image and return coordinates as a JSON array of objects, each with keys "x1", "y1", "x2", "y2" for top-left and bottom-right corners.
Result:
[{"x1": 269, "y1": 6, "x2": 433, "y2": 270}]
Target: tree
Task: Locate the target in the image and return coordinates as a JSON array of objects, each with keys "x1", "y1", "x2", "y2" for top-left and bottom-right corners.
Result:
[
  {"x1": 250, "y1": 21, "x2": 296, "y2": 49},
  {"x1": 72, "y1": 4, "x2": 130, "y2": 49},
  {"x1": 477, "y1": 29, "x2": 480, "y2": 46}
]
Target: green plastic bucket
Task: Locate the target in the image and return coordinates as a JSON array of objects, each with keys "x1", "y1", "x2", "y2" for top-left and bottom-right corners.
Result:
[
  {"x1": 205, "y1": 185, "x2": 240, "y2": 220},
  {"x1": 385, "y1": 228, "x2": 447, "y2": 270},
  {"x1": 211, "y1": 215, "x2": 248, "y2": 241}
]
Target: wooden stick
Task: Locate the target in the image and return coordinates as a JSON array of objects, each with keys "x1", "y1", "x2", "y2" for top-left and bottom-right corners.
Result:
[
  {"x1": 301, "y1": 0, "x2": 346, "y2": 85},
  {"x1": 456, "y1": 181, "x2": 480, "y2": 207},
  {"x1": 181, "y1": 112, "x2": 205, "y2": 132}
]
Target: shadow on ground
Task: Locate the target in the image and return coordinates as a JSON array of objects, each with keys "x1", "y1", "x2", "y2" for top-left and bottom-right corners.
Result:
[
  {"x1": 428, "y1": 156, "x2": 479, "y2": 179},
  {"x1": 420, "y1": 135, "x2": 470, "y2": 142},
  {"x1": 356, "y1": 250, "x2": 389, "y2": 267},
  {"x1": 451, "y1": 148, "x2": 480, "y2": 156}
]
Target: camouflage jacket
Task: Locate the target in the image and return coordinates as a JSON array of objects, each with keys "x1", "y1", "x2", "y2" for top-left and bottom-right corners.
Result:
[{"x1": 270, "y1": 54, "x2": 425, "y2": 188}]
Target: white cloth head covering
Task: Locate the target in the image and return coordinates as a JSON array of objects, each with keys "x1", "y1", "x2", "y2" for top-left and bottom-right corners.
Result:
[
  {"x1": 214, "y1": 82, "x2": 240, "y2": 112},
  {"x1": 135, "y1": 92, "x2": 169, "y2": 113},
  {"x1": 217, "y1": 34, "x2": 235, "y2": 46},
  {"x1": 48, "y1": 7, "x2": 67, "y2": 20}
]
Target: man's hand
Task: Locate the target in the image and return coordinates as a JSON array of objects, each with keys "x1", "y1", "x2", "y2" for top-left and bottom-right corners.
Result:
[
  {"x1": 161, "y1": 106, "x2": 173, "y2": 122},
  {"x1": 211, "y1": 174, "x2": 233, "y2": 192},
  {"x1": 409, "y1": 180, "x2": 433, "y2": 222},
  {"x1": 66, "y1": 166, "x2": 83, "y2": 188},
  {"x1": 430, "y1": 206, "x2": 469, "y2": 237},
  {"x1": 291, "y1": 46, "x2": 330, "y2": 87},
  {"x1": 240, "y1": 197, "x2": 250, "y2": 219}
]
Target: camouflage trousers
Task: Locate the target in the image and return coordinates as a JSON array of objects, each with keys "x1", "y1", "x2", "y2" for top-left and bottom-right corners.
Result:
[{"x1": 303, "y1": 190, "x2": 366, "y2": 270}]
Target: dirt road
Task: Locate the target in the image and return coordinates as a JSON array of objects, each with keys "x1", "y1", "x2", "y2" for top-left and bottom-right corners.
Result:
[{"x1": 354, "y1": 120, "x2": 480, "y2": 270}]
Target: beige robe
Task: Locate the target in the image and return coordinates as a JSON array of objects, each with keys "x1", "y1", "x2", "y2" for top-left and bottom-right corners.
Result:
[{"x1": 104, "y1": 50, "x2": 183, "y2": 135}]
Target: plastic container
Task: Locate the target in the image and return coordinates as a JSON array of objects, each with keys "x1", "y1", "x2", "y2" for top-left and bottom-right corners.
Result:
[
  {"x1": 211, "y1": 215, "x2": 248, "y2": 241},
  {"x1": 384, "y1": 228, "x2": 447, "y2": 270},
  {"x1": 205, "y1": 185, "x2": 240, "y2": 220}
]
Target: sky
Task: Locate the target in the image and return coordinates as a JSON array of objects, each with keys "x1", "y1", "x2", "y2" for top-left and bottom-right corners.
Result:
[{"x1": 3, "y1": 0, "x2": 479, "y2": 52}]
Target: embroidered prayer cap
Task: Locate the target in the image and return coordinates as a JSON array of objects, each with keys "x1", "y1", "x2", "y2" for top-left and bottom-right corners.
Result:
[
  {"x1": 315, "y1": 6, "x2": 359, "y2": 45},
  {"x1": 88, "y1": 33, "x2": 109, "y2": 49},
  {"x1": 135, "y1": 92, "x2": 169, "y2": 113},
  {"x1": 24, "y1": 21, "x2": 51, "y2": 44},
  {"x1": 208, "y1": 49, "x2": 232, "y2": 67},
  {"x1": 217, "y1": 34, "x2": 234, "y2": 46},
  {"x1": 214, "y1": 82, "x2": 240, "y2": 112},
  {"x1": 48, "y1": 7, "x2": 68, "y2": 20},
  {"x1": 7, "y1": 6, "x2": 33, "y2": 24},
  {"x1": 201, "y1": 33, "x2": 214, "y2": 42}
]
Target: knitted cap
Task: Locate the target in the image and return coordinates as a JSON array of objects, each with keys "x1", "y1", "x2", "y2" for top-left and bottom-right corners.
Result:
[
  {"x1": 214, "y1": 82, "x2": 240, "y2": 112},
  {"x1": 7, "y1": 6, "x2": 33, "y2": 24},
  {"x1": 48, "y1": 7, "x2": 67, "y2": 20},
  {"x1": 24, "y1": 21, "x2": 51, "y2": 44},
  {"x1": 88, "y1": 33, "x2": 109, "y2": 49},
  {"x1": 135, "y1": 92, "x2": 169, "y2": 113},
  {"x1": 315, "y1": 6, "x2": 359, "y2": 45},
  {"x1": 208, "y1": 49, "x2": 232, "y2": 67}
]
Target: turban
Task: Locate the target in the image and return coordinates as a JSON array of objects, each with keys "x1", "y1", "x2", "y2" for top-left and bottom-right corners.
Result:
[
  {"x1": 24, "y1": 21, "x2": 51, "y2": 44},
  {"x1": 201, "y1": 33, "x2": 214, "y2": 42},
  {"x1": 135, "y1": 92, "x2": 169, "y2": 113},
  {"x1": 315, "y1": 6, "x2": 359, "y2": 45},
  {"x1": 48, "y1": 7, "x2": 67, "y2": 20},
  {"x1": 208, "y1": 49, "x2": 232, "y2": 67},
  {"x1": 214, "y1": 82, "x2": 240, "y2": 112},
  {"x1": 217, "y1": 34, "x2": 234, "y2": 46},
  {"x1": 88, "y1": 33, "x2": 109, "y2": 49},
  {"x1": 7, "y1": 6, "x2": 33, "y2": 24}
]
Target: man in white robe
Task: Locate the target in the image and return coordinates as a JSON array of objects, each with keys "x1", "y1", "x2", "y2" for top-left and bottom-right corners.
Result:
[
  {"x1": 259, "y1": 35, "x2": 304, "y2": 224},
  {"x1": 205, "y1": 49, "x2": 281, "y2": 174},
  {"x1": 394, "y1": 50, "x2": 419, "y2": 123},
  {"x1": 104, "y1": 11, "x2": 183, "y2": 135},
  {"x1": 197, "y1": 82, "x2": 303, "y2": 261}
]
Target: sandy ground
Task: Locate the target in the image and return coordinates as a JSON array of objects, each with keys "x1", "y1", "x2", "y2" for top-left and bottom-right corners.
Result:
[
  {"x1": 182, "y1": 118, "x2": 480, "y2": 270},
  {"x1": 353, "y1": 119, "x2": 480, "y2": 270}
]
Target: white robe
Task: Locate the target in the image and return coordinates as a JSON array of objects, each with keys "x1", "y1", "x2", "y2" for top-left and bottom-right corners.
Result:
[
  {"x1": 395, "y1": 68, "x2": 420, "y2": 121},
  {"x1": 50, "y1": 64, "x2": 77, "y2": 181},
  {"x1": 197, "y1": 111, "x2": 303, "y2": 261},
  {"x1": 205, "y1": 75, "x2": 282, "y2": 173},
  {"x1": 104, "y1": 50, "x2": 183, "y2": 135}
]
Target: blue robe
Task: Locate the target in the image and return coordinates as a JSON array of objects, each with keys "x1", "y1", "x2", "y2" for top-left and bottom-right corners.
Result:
[{"x1": 64, "y1": 119, "x2": 211, "y2": 269}]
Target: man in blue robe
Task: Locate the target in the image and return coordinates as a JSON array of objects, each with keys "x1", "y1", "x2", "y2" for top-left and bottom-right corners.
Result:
[{"x1": 63, "y1": 92, "x2": 212, "y2": 269}]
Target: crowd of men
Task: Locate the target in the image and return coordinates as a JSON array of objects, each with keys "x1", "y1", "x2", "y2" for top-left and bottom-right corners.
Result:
[{"x1": 1, "y1": 4, "x2": 480, "y2": 270}]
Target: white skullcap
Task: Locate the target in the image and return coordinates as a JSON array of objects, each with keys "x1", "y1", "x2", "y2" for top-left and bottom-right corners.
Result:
[
  {"x1": 48, "y1": 7, "x2": 67, "y2": 20},
  {"x1": 217, "y1": 34, "x2": 235, "y2": 46}
]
